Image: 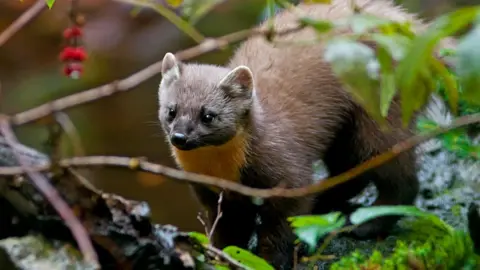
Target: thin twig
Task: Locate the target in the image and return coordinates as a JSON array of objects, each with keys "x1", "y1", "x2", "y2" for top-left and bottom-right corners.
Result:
[
  {"x1": 68, "y1": 167, "x2": 102, "y2": 195},
  {"x1": 196, "y1": 212, "x2": 210, "y2": 236},
  {"x1": 304, "y1": 225, "x2": 355, "y2": 266},
  {"x1": 208, "y1": 191, "x2": 224, "y2": 242},
  {"x1": 0, "y1": 0, "x2": 47, "y2": 47},
  {"x1": 1, "y1": 112, "x2": 479, "y2": 199},
  {"x1": 293, "y1": 244, "x2": 299, "y2": 270},
  {"x1": 55, "y1": 112, "x2": 86, "y2": 156},
  {"x1": 9, "y1": 25, "x2": 304, "y2": 126},
  {"x1": 204, "y1": 244, "x2": 246, "y2": 269},
  {"x1": 0, "y1": 117, "x2": 99, "y2": 267}
]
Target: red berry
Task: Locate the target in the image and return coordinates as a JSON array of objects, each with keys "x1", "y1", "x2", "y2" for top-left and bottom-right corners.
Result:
[
  {"x1": 63, "y1": 62, "x2": 83, "y2": 79},
  {"x1": 73, "y1": 47, "x2": 87, "y2": 61},
  {"x1": 63, "y1": 26, "x2": 83, "y2": 39},
  {"x1": 59, "y1": 47, "x2": 87, "y2": 62},
  {"x1": 60, "y1": 47, "x2": 75, "y2": 61}
]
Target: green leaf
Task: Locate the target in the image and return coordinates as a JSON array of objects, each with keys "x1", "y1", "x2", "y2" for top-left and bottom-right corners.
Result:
[
  {"x1": 288, "y1": 212, "x2": 343, "y2": 228},
  {"x1": 431, "y1": 57, "x2": 459, "y2": 115},
  {"x1": 288, "y1": 212, "x2": 346, "y2": 252},
  {"x1": 166, "y1": 0, "x2": 183, "y2": 8},
  {"x1": 45, "y1": 0, "x2": 55, "y2": 8},
  {"x1": 416, "y1": 117, "x2": 440, "y2": 132},
  {"x1": 456, "y1": 25, "x2": 480, "y2": 106},
  {"x1": 370, "y1": 33, "x2": 412, "y2": 61},
  {"x1": 266, "y1": 0, "x2": 276, "y2": 21},
  {"x1": 299, "y1": 17, "x2": 334, "y2": 34},
  {"x1": 214, "y1": 265, "x2": 230, "y2": 270},
  {"x1": 222, "y1": 246, "x2": 274, "y2": 270},
  {"x1": 396, "y1": 6, "x2": 480, "y2": 123},
  {"x1": 350, "y1": 206, "x2": 431, "y2": 225},
  {"x1": 375, "y1": 41, "x2": 396, "y2": 117},
  {"x1": 367, "y1": 33, "x2": 413, "y2": 117},
  {"x1": 343, "y1": 14, "x2": 391, "y2": 34},
  {"x1": 399, "y1": 66, "x2": 434, "y2": 126},
  {"x1": 181, "y1": 0, "x2": 224, "y2": 24},
  {"x1": 188, "y1": 231, "x2": 210, "y2": 245},
  {"x1": 324, "y1": 38, "x2": 385, "y2": 126},
  {"x1": 440, "y1": 130, "x2": 475, "y2": 158}
]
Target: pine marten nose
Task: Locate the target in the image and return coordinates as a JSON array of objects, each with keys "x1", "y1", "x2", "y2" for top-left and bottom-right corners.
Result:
[{"x1": 171, "y1": 133, "x2": 187, "y2": 147}]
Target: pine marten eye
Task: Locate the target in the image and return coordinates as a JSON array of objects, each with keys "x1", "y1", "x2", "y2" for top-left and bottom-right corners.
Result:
[
  {"x1": 167, "y1": 107, "x2": 177, "y2": 122},
  {"x1": 200, "y1": 107, "x2": 216, "y2": 124},
  {"x1": 201, "y1": 113, "x2": 215, "y2": 124}
]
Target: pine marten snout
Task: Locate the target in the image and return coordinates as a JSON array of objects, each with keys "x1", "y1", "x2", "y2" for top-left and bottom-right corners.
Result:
[{"x1": 154, "y1": 0, "x2": 453, "y2": 268}]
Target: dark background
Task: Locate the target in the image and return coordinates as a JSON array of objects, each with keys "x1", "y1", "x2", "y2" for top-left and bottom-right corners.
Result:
[{"x1": 0, "y1": 0, "x2": 478, "y2": 234}]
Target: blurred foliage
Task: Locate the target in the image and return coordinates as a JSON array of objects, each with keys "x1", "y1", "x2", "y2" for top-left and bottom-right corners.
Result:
[{"x1": 417, "y1": 49, "x2": 480, "y2": 160}]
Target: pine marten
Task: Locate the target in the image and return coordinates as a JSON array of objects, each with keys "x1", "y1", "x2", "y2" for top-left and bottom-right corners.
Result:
[{"x1": 157, "y1": 0, "x2": 453, "y2": 268}]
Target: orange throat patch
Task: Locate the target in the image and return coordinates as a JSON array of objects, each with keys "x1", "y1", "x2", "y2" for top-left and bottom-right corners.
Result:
[{"x1": 171, "y1": 133, "x2": 249, "y2": 191}]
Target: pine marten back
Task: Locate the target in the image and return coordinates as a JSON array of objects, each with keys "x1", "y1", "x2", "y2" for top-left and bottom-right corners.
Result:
[{"x1": 157, "y1": 0, "x2": 447, "y2": 268}]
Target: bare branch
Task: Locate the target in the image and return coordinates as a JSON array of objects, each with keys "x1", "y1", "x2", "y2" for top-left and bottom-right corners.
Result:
[
  {"x1": 197, "y1": 212, "x2": 210, "y2": 236},
  {"x1": 0, "y1": 117, "x2": 99, "y2": 267},
  {"x1": 0, "y1": 0, "x2": 47, "y2": 48},
  {"x1": 9, "y1": 25, "x2": 304, "y2": 126},
  {"x1": 1, "y1": 112, "x2": 479, "y2": 199},
  {"x1": 208, "y1": 191, "x2": 224, "y2": 242}
]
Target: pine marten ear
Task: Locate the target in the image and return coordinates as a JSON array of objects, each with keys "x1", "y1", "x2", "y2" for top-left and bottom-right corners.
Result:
[
  {"x1": 161, "y1": 52, "x2": 181, "y2": 84},
  {"x1": 218, "y1": 65, "x2": 254, "y2": 98}
]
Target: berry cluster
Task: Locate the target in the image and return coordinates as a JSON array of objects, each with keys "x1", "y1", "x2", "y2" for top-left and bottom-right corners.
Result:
[{"x1": 60, "y1": 1, "x2": 87, "y2": 79}]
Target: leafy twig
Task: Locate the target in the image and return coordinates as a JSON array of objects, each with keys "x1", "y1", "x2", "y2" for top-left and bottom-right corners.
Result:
[
  {"x1": 1, "y1": 112, "x2": 480, "y2": 199},
  {"x1": 113, "y1": 0, "x2": 205, "y2": 43},
  {"x1": 9, "y1": 25, "x2": 304, "y2": 126},
  {"x1": 0, "y1": 0, "x2": 47, "y2": 47},
  {"x1": 0, "y1": 116, "x2": 99, "y2": 267}
]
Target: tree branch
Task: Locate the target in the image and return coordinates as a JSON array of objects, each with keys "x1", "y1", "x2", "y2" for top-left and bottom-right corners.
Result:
[
  {"x1": 1, "y1": 112, "x2": 479, "y2": 199},
  {"x1": 0, "y1": 0, "x2": 47, "y2": 48},
  {"x1": 0, "y1": 117, "x2": 99, "y2": 267},
  {"x1": 9, "y1": 25, "x2": 303, "y2": 126}
]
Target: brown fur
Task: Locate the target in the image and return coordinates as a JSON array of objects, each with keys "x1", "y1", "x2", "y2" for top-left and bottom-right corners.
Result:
[{"x1": 157, "y1": 1, "x2": 451, "y2": 268}]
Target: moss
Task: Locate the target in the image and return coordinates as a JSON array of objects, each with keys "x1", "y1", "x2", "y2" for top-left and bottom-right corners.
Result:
[{"x1": 330, "y1": 215, "x2": 480, "y2": 269}]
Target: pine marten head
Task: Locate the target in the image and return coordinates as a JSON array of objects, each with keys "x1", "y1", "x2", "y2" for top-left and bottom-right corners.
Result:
[{"x1": 158, "y1": 52, "x2": 254, "y2": 151}]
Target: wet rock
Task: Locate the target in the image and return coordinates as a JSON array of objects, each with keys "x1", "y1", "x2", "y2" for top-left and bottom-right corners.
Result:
[{"x1": 0, "y1": 236, "x2": 96, "y2": 270}]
